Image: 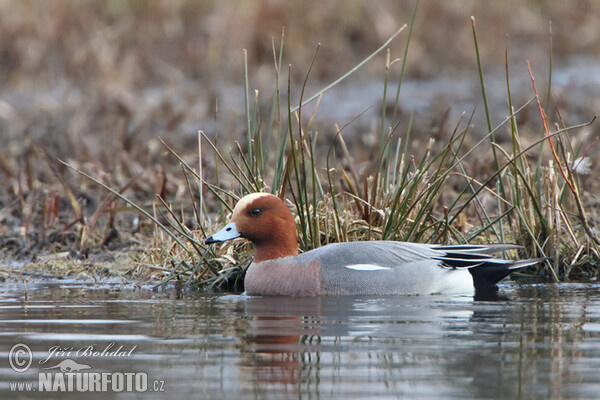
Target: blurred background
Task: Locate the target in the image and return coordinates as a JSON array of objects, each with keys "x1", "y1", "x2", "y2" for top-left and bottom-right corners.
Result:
[{"x1": 0, "y1": 0, "x2": 598, "y2": 251}]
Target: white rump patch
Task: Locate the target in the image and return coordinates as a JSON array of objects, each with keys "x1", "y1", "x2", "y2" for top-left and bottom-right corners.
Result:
[{"x1": 344, "y1": 264, "x2": 391, "y2": 271}]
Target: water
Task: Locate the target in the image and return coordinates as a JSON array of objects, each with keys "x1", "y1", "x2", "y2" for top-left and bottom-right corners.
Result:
[{"x1": 1, "y1": 280, "x2": 600, "y2": 399}]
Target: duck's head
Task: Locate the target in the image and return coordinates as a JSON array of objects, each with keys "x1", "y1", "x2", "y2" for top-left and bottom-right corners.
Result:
[{"x1": 205, "y1": 193, "x2": 299, "y2": 262}]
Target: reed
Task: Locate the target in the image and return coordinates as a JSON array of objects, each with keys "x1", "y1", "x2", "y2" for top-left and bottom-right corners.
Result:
[
  {"x1": 13, "y1": 2, "x2": 598, "y2": 287},
  {"x1": 119, "y1": 6, "x2": 599, "y2": 289}
]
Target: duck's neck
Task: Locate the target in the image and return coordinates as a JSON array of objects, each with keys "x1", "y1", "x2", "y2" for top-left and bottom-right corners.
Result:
[{"x1": 253, "y1": 230, "x2": 299, "y2": 263}]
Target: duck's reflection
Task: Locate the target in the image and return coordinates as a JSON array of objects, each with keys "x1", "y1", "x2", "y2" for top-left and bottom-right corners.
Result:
[
  {"x1": 240, "y1": 289, "x2": 595, "y2": 399},
  {"x1": 244, "y1": 296, "x2": 322, "y2": 348},
  {"x1": 241, "y1": 296, "x2": 322, "y2": 387},
  {"x1": 240, "y1": 294, "x2": 478, "y2": 389}
]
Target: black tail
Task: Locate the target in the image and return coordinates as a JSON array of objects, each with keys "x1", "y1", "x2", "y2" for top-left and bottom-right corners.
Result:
[
  {"x1": 430, "y1": 244, "x2": 546, "y2": 291},
  {"x1": 468, "y1": 258, "x2": 545, "y2": 290}
]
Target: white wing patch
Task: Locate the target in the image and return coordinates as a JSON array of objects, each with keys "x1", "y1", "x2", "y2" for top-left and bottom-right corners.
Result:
[{"x1": 344, "y1": 264, "x2": 391, "y2": 271}]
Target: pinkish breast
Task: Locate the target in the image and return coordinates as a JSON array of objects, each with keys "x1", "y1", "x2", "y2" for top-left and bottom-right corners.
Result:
[{"x1": 244, "y1": 258, "x2": 323, "y2": 296}]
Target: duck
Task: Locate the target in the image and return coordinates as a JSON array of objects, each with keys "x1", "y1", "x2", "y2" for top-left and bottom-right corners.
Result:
[{"x1": 205, "y1": 193, "x2": 544, "y2": 296}]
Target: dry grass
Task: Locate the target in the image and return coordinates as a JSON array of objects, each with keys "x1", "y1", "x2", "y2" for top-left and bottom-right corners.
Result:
[{"x1": 0, "y1": 0, "x2": 599, "y2": 286}]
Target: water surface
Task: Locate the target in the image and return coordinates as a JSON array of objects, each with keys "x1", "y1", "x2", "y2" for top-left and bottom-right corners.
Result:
[{"x1": 1, "y1": 280, "x2": 599, "y2": 399}]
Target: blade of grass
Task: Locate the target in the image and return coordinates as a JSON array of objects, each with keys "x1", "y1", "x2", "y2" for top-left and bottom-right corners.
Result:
[
  {"x1": 391, "y1": 0, "x2": 419, "y2": 125},
  {"x1": 59, "y1": 159, "x2": 194, "y2": 257},
  {"x1": 291, "y1": 24, "x2": 406, "y2": 112}
]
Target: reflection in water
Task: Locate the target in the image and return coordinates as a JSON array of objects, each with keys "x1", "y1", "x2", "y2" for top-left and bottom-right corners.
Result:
[
  {"x1": 0, "y1": 281, "x2": 599, "y2": 399},
  {"x1": 241, "y1": 294, "x2": 477, "y2": 399},
  {"x1": 242, "y1": 297, "x2": 322, "y2": 391}
]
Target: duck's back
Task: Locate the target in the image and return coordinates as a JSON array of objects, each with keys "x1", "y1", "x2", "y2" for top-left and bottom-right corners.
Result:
[
  {"x1": 244, "y1": 241, "x2": 538, "y2": 296},
  {"x1": 303, "y1": 241, "x2": 475, "y2": 295}
]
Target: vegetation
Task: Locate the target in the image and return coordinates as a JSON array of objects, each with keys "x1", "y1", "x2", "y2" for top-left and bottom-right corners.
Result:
[{"x1": 0, "y1": 1, "x2": 598, "y2": 288}]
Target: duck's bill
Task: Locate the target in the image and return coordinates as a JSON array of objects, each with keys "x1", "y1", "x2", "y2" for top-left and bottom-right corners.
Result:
[{"x1": 205, "y1": 222, "x2": 241, "y2": 244}]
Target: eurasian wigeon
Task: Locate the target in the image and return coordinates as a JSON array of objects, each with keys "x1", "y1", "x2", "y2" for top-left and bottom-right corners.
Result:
[{"x1": 205, "y1": 193, "x2": 543, "y2": 296}]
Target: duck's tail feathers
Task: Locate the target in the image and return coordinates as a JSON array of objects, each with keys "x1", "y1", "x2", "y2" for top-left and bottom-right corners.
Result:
[
  {"x1": 431, "y1": 243, "x2": 522, "y2": 256},
  {"x1": 429, "y1": 244, "x2": 546, "y2": 290},
  {"x1": 468, "y1": 257, "x2": 547, "y2": 291}
]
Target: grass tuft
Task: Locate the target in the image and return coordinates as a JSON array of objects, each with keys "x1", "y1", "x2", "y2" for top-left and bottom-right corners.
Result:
[
  {"x1": 3, "y1": 3, "x2": 599, "y2": 288},
  {"x1": 119, "y1": 15, "x2": 600, "y2": 289}
]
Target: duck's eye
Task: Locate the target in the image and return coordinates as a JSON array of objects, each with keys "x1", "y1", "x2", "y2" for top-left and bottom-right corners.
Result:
[{"x1": 249, "y1": 208, "x2": 262, "y2": 217}]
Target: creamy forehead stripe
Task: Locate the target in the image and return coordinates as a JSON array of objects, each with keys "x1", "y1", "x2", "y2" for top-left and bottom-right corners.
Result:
[
  {"x1": 234, "y1": 193, "x2": 272, "y2": 213},
  {"x1": 344, "y1": 264, "x2": 391, "y2": 271}
]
